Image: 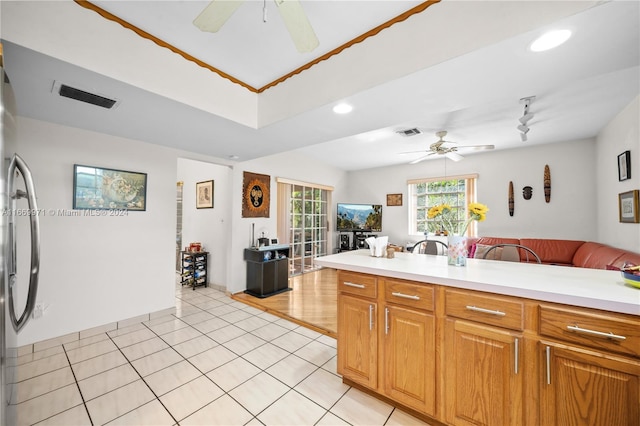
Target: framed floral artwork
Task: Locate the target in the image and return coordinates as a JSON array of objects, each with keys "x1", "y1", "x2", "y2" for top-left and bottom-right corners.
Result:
[
  {"x1": 242, "y1": 171, "x2": 270, "y2": 218},
  {"x1": 196, "y1": 180, "x2": 214, "y2": 209},
  {"x1": 619, "y1": 190, "x2": 639, "y2": 223},
  {"x1": 73, "y1": 165, "x2": 147, "y2": 211}
]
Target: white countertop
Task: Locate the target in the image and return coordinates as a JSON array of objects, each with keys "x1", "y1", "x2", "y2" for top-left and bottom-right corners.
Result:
[{"x1": 315, "y1": 250, "x2": 640, "y2": 316}]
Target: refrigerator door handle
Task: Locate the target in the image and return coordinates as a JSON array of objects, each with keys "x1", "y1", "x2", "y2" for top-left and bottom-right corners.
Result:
[{"x1": 7, "y1": 154, "x2": 40, "y2": 332}]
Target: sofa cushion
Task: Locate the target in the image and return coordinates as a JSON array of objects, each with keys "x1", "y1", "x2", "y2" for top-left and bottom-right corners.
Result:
[
  {"x1": 573, "y1": 242, "x2": 640, "y2": 269},
  {"x1": 519, "y1": 238, "x2": 585, "y2": 265},
  {"x1": 473, "y1": 243, "x2": 520, "y2": 262}
]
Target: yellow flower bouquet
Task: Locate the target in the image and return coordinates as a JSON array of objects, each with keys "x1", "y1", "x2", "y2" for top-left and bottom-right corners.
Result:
[{"x1": 427, "y1": 202, "x2": 489, "y2": 236}]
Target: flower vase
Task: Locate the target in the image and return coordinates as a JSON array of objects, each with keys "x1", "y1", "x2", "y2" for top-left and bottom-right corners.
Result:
[{"x1": 447, "y1": 235, "x2": 468, "y2": 266}]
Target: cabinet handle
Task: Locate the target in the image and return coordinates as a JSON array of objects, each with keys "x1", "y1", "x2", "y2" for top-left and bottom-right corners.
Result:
[
  {"x1": 545, "y1": 346, "x2": 551, "y2": 385},
  {"x1": 385, "y1": 308, "x2": 389, "y2": 335},
  {"x1": 465, "y1": 305, "x2": 506, "y2": 316},
  {"x1": 369, "y1": 305, "x2": 374, "y2": 331},
  {"x1": 391, "y1": 292, "x2": 420, "y2": 300},
  {"x1": 514, "y1": 338, "x2": 519, "y2": 375},
  {"x1": 344, "y1": 281, "x2": 365, "y2": 289},
  {"x1": 566, "y1": 325, "x2": 627, "y2": 341}
]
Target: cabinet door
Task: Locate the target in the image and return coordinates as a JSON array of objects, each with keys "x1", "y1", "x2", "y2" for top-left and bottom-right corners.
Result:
[
  {"x1": 338, "y1": 294, "x2": 377, "y2": 389},
  {"x1": 540, "y1": 343, "x2": 640, "y2": 426},
  {"x1": 445, "y1": 319, "x2": 523, "y2": 426},
  {"x1": 383, "y1": 305, "x2": 435, "y2": 415}
]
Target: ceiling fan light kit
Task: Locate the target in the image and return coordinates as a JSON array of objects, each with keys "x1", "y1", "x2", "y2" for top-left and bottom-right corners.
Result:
[{"x1": 403, "y1": 130, "x2": 495, "y2": 164}]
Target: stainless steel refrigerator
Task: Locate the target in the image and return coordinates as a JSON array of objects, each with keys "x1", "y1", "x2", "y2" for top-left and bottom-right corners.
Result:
[{"x1": 1, "y1": 45, "x2": 41, "y2": 426}]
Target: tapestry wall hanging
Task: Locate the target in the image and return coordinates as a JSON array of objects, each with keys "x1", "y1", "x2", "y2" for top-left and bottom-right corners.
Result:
[{"x1": 242, "y1": 171, "x2": 270, "y2": 218}]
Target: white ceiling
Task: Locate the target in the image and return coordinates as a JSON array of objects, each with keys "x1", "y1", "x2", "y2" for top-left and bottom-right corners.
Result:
[{"x1": 2, "y1": 0, "x2": 639, "y2": 171}]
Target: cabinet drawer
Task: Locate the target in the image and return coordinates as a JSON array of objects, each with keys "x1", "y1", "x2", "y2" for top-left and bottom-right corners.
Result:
[
  {"x1": 338, "y1": 271, "x2": 377, "y2": 298},
  {"x1": 383, "y1": 279, "x2": 434, "y2": 311},
  {"x1": 539, "y1": 305, "x2": 640, "y2": 358},
  {"x1": 445, "y1": 289, "x2": 524, "y2": 331}
]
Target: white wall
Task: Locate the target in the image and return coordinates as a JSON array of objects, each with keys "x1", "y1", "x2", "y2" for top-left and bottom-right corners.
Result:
[
  {"x1": 15, "y1": 117, "x2": 185, "y2": 345},
  {"x1": 226, "y1": 150, "x2": 349, "y2": 294},
  {"x1": 596, "y1": 96, "x2": 640, "y2": 252},
  {"x1": 344, "y1": 138, "x2": 597, "y2": 247},
  {"x1": 177, "y1": 158, "x2": 232, "y2": 288}
]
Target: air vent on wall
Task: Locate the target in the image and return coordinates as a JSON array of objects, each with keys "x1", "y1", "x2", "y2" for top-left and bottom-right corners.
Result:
[
  {"x1": 52, "y1": 81, "x2": 120, "y2": 109},
  {"x1": 396, "y1": 128, "x2": 422, "y2": 137}
]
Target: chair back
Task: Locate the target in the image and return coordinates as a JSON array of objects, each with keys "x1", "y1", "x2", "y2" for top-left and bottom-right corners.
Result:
[{"x1": 412, "y1": 239, "x2": 448, "y2": 255}]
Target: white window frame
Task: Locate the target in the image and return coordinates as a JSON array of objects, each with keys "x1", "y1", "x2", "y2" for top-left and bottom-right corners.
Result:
[{"x1": 407, "y1": 174, "x2": 478, "y2": 237}]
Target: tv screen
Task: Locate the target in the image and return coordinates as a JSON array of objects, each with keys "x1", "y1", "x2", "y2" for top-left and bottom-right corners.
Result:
[{"x1": 337, "y1": 203, "x2": 382, "y2": 232}]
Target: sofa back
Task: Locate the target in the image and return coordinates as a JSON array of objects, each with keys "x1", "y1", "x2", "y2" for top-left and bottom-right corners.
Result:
[
  {"x1": 466, "y1": 237, "x2": 640, "y2": 269},
  {"x1": 520, "y1": 238, "x2": 585, "y2": 266}
]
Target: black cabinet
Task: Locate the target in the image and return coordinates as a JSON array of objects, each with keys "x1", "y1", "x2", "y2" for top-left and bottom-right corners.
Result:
[
  {"x1": 180, "y1": 251, "x2": 208, "y2": 290},
  {"x1": 244, "y1": 244, "x2": 291, "y2": 298}
]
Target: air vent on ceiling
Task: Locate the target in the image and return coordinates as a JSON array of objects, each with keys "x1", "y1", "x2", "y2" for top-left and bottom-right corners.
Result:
[
  {"x1": 396, "y1": 128, "x2": 422, "y2": 137},
  {"x1": 52, "y1": 81, "x2": 120, "y2": 109}
]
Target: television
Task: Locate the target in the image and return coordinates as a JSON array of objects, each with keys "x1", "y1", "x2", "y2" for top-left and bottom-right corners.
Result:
[{"x1": 337, "y1": 203, "x2": 382, "y2": 232}]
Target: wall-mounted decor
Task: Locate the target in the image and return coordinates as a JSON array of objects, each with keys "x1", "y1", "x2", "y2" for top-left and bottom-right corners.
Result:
[
  {"x1": 73, "y1": 164, "x2": 147, "y2": 211},
  {"x1": 619, "y1": 190, "x2": 639, "y2": 223},
  {"x1": 196, "y1": 180, "x2": 214, "y2": 209},
  {"x1": 242, "y1": 171, "x2": 270, "y2": 218},
  {"x1": 618, "y1": 151, "x2": 631, "y2": 181},
  {"x1": 386, "y1": 193, "x2": 402, "y2": 206},
  {"x1": 544, "y1": 164, "x2": 551, "y2": 202},
  {"x1": 522, "y1": 186, "x2": 533, "y2": 200},
  {"x1": 508, "y1": 181, "x2": 514, "y2": 216}
]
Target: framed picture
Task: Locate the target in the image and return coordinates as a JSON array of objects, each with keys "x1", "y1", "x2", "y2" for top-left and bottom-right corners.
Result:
[
  {"x1": 387, "y1": 193, "x2": 402, "y2": 206},
  {"x1": 618, "y1": 150, "x2": 631, "y2": 181},
  {"x1": 618, "y1": 190, "x2": 639, "y2": 223},
  {"x1": 242, "y1": 171, "x2": 270, "y2": 218},
  {"x1": 73, "y1": 164, "x2": 147, "y2": 211},
  {"x1": 196, "y1": 180, "x2": 214, "y2": 209}
]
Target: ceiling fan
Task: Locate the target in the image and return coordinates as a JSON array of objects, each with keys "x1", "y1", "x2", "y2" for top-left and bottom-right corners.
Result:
[
  {"x1": 193, "y1": 0, "x2": 319, "y2": 53},
  {"x1": 403, "y1": 131, "x2": 495, "y2": 164}
]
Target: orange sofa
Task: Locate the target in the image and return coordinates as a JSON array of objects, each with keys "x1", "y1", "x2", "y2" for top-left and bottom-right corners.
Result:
[{"x1": 466, "y1": 237, "x2": 640, "y2": 270}]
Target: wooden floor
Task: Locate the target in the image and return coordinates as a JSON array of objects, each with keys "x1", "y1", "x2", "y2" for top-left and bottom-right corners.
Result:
[{"x1": 232, "y1": 268, "x2": 337, "y2": 338}]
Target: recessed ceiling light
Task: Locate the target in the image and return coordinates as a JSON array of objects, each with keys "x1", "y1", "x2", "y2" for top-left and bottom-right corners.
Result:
[
  {"x1": 530, "y1": 29, "x2": 572, "y2": 52},
  {"x1": 333, "y1": 103, "x2": 353, "y2": 114}
]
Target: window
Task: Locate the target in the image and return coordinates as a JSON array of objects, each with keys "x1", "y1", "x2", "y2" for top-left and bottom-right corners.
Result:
[{"x1": 408, "y1": 174, "x2": 478, "y2": 236}]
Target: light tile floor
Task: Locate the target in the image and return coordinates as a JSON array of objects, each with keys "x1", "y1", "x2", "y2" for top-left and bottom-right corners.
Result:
[{"x1": 12, "y1": 283, "x2": 432, "y2": 425}]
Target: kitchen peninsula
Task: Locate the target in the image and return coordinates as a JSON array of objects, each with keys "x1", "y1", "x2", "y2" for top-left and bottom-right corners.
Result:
[{"x1": 315, "y1": 250, "x2": 640, "y2": 426}]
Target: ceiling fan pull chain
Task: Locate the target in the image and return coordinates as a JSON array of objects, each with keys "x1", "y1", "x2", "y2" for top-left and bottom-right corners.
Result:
[{"x1": 263, "y1": 0, "x2": 268, "y2": 23}]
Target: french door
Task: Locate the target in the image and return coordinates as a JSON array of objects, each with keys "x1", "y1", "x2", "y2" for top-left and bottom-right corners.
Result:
[{"x1": 287, "y1": 184, "x2": 329, "y2": 275}]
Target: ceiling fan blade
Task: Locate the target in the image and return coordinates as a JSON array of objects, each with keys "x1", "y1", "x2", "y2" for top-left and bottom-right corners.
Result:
[
  {"x1": 274, "y1": 0, "x2": 319, "y2": 53},
  {"x1": 409, "y1": 153, "x2": 434, "y2": 165},
  {"x1": 457, "y1": 144, "x2": 495, "y2": 151},
  {"x1": 445, "y1": 152, "x2": 464, "y2": 162},
  {"x1": 194, "y1": 0, "x2": 244, "y2": 33}
]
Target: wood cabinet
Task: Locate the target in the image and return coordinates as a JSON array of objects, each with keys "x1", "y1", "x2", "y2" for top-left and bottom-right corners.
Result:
[
  {"x1": 337, "y1": 272, "x2": 436, "y2": 415},
  {"x1": 538, "y1": 305, "x2": 640, "y2": 426},
  {"x1": 338, "y1": 294, "x2": 378, "y2": 388},
  {"x1": 382, "y1": 279, "x2": 436, "y2": 415},
  {"x1": 335, "y1": 271, "x2": 640, "y2": 426},
  {"x1": 444, "y1": 289, "x2": 524, "y2": 426}
]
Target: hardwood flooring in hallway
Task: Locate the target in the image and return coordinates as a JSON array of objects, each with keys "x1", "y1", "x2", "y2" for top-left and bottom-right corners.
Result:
[{"x1": 232, "y1": 268, "x2": 337, "y2": 338}]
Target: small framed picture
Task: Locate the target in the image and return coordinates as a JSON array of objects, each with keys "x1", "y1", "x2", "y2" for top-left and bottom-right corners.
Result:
[
  {"x1": 618, "y1": 151, "x2": 631, "y2": 181},
  {"x1": 387, "y1": 193, "x2": 402, "y2": 206},
  {"x1": 270, "y1": 238, "x2": 279, "y2": 245},
  {"x1": 618, "y1": 190, "x2": 639, "y2": 223},
  {"x1": 196, "y1": 180, "x2": 214, "y2": 209}
]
